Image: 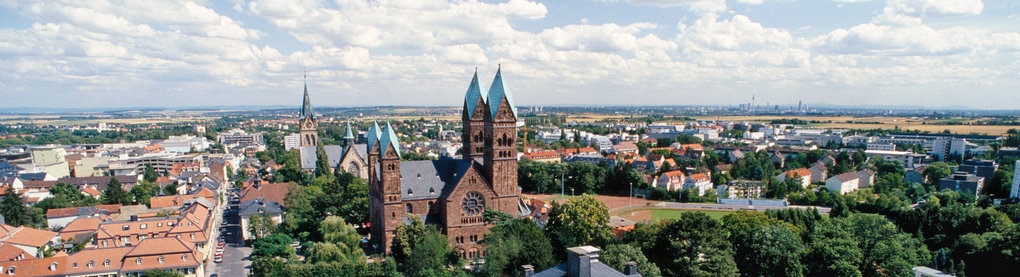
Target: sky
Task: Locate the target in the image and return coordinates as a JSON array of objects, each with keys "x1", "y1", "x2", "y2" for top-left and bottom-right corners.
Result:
[{"x1": 0, "y1": 0, "x2": 1018, "y2": 110}]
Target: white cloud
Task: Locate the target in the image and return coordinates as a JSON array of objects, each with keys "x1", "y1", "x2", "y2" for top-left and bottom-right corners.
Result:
[{"x1": 629, "y1": 0, "x2": 728, "y2": 13}]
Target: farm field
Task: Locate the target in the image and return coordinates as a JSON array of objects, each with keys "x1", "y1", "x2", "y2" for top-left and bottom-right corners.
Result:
[{"x1": 694, "y1": 115, "x2": 1017, "y2": 136}]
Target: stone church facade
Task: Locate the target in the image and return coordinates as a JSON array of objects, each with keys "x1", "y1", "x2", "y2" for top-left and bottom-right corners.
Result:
[{"x1": 369, "y1": 68, "x2": 523, "y2": 259}]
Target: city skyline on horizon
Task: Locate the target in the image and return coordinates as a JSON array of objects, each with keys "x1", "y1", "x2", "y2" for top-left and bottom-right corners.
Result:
[{"x1": 1, "y1": 0, "x2": 1018, "y2": 109}]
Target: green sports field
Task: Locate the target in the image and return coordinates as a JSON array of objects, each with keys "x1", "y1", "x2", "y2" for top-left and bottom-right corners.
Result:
[{"x1": 650, "y1": 209, "x2": 738, "y2": 222}]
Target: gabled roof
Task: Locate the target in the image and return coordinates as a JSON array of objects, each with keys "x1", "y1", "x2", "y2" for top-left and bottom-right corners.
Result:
[
  {"x1": 17, "y1": 173, "x2": 47, "y2": 182},
  {"x1": 239, "y1": 182, "x2": 290, "y2": 207},
  {"x1": 65, "y1": 247, "x2": 132, "y2": 275},
  {"x1": 688, "y1": 173, "x2": 710, "y2": 182},
  {"x1": 0, "y1": 255, "x2": 67, "y2": 277},
  {"x1": 784, "y1": 168, "x2": 812, "y2": 178},
  {"x1": 379, "y1": 121, "x2": 401, "y2": 158},
  {"x1": 464, "y1": 69, "x2": 487, "y2": 118},
  {"x1": 0, "y1": 243, "x2": 33, "y2": 261},
  {"x1": 523, "y1": 150, "x2": 560, "y2": 160},
  {"x1": 238, "y1": 200, "x2": 284, "y2": 217},
  {"x1": 3, "y1": 227, "x2": 57, "y2": 248},
  {"x1": 399, "y1": 159, "x2": 474, "y2": 201},
  {"x1": 123, "y1": 237, "x2": 192, "y2": 257},
  {"x1": 487, "y1": 67, "x2": 518, "y2": 119},
  {"x1": 660, "y1": 170, "x2": 685, "y2": 179},
  {"x1": 831, "y1": 172, "x2": 860, "y2": 183}
]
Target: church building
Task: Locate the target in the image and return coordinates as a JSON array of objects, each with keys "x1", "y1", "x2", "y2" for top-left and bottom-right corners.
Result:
[
  {"x1": 296, "y1": 79, "x2": 369, "y2": 178},
  {"x1": 368, "y1": 68, "x2": 525, "y2": 259}
]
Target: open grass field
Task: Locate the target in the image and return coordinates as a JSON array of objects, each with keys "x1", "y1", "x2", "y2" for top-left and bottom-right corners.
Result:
[{"x1": 651, "y1": 209, "x2": 735, "y2": 221}]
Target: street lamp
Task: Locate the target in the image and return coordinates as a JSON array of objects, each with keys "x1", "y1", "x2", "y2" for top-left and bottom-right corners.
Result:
[
  {"x1": 629, "y1": 182, "x2": 633, "y2": 208},
  {"x1": 571, "y1": 188, "x2": 575, "y2": 197}
]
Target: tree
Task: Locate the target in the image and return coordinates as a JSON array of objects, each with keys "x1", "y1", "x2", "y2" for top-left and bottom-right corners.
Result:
[
  {"x1": 305, "y1": 216, "x2": 365, "y2": 264},
  {"x1": 924, "y1": 162, "x2": 953, "y2": 188},
  {"x1": 481, "y1": 218, "x2": 556, "y2": 277},
  {"x1": 315, "y1": 143, "x2": 330, "y2": 177},
  {"x1": 391, "y1": 215, "x2": 429, "y2": 267},
  {"x1": 101, "y1": 177, "x2": 130, "y2": 205},
  {"x1": 405, "y1": 226, "x2": 463, "y2": 276},
  {"x1": 545, "y1": 195, "x2": 613, "y2": 251},
  {"x1": 0, "y1": 187, "x2": 31, "y2": 227},
  {"x1": 247, "y1": 213, "x2": 277, "y2": 241},
  {"x1": 130, "y1": 181, "x2": 159, "y2": 206},
  {"x1": 650, "y1": 212, "x2": 738, "y2": 277},
  {"x1": 143, "y1": 164, "x2": 158, "y2": 183},
  {"x1": 806, "y1": 214, "x2": 930, "y2": 277},
  {"x1": 739, "y1": 226, "x2": 805, "y2": 277},
  {"x1": 600, "y1": 244, "x2": 662, "y2": 277}
]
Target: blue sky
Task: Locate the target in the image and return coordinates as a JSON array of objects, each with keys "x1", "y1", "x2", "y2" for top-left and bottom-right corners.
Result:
[{"x1": 0, "y1": 0, "x2": 1017, "y2": 109}]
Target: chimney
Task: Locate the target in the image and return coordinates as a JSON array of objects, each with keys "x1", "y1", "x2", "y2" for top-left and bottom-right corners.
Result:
[
  {"x1": 623, "y1": 261, "x2": 638, "y2": 276},
  {"x1": 521, "y1": 265, "x2": 535, "y2": 277},
  {"x1": 567, "y1": 246, "x2": 600, "y2": 277}
]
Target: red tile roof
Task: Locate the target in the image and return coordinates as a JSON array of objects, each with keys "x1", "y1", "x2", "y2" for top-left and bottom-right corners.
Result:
[
  {"x1": 240, "y1": 182, "x2": 291, "y2": 207},
  {"x1": 3, "y1": 227, "x2": 57, "y2": 248}
]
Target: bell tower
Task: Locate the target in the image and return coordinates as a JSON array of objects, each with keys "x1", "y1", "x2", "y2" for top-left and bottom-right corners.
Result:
[
  {"x1": 462, "y1": 69, "x2": 487, "y2": 161},
  {"x1": 483, "y1": 66, "x2": 520, "y2": 215}
]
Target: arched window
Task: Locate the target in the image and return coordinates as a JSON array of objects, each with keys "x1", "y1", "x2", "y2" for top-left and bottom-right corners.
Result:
[{"x1": 405, "y1": 203, "x2": 413, "y2": 213}]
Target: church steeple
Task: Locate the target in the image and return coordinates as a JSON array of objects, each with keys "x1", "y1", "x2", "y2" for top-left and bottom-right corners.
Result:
[
  {"x1": 487, "y1": 65, "x2": 518, "y2": 120},
  {"x1": 300, "y1": 74, "x2": 313, "y2": 120},
  {"x1": 344, "y1": 121, "x2": 356, "y2": 146}
]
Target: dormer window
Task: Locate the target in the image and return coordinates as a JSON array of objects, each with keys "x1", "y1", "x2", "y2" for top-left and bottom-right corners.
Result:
[
  {"x1": 135, "y1": 258, "x2": 142, "y2": 265},
  {"x1": 182, "y1": 254, "x2": 188, "y2": 261},
  {"x1": 72, "y1": 262, "x2": 77, "y2": 268},
  {"x1": 429, "y1": 187, "x2": 435, "y2": 194},
  {"x1": 8, "y1": 266, "x2": 15, "y2": 275},
  {"x1": 158, "y1": 256, "x2": 164, "y2": 264},
  {"x1": 140, "y1": 224, "x2": 147, "y2": 229},
  {"x1": 407, "y1": 189, "x2": 413, "y2": 195},
  {"x1": 49, "y1": 262, "x2": 57, "y2": 271},
  {"x1": 122, "y1": 225, "x2": 129, "y2": 231},
  {"x1": 103, "y1": 260, "x2": 110, "y2": 267},
  {"x1": 157, "y1": 222, "x2": 163, "y2": 227}
]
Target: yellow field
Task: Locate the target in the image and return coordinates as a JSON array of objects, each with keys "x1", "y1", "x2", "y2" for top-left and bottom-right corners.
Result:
[
  {"x1": 687, "y1": 116, "x2": 1016, "y2": 136},
  {"x1": 0, "y1": 116, "x2": 216, "y2": 126}
]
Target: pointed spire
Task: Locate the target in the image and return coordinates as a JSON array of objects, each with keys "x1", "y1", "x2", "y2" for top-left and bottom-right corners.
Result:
[
  {"x1": 367, "y1": 121, "x2": 381, "y2": 152},
  {"x1": 300, "y1": 74, "x2": 313, "y2": 120},
  {"x1": 487, "y1": 66, "x2": 518, "y2": 119},
  {"x1": 344, "y1": 121, "x2": 355, "y2": 140},
  {"x1": 379, "y1": 121, "x2": 401, "y2": 158},
  {"x1": 464, "y1": 68, "x2": 487, "y2": 118}
]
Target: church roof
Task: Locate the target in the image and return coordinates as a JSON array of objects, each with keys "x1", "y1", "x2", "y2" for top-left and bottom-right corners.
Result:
[
  {"x1": 464, "y1": 69, "x2": 487, "y2": 118},
  {"x1": 300, "y1": 79, "x2": 313, "y2": 120},
  {"x1": 299, "y1": 146, "x2": 316, "y2": 170},
  {"x1": 399, "y1": 159, "x2": 473, "y2": 201},
  {"x1": 367, "y1": 121, "x2": 381, "y2": 154},
  {"x1": 344, "y1": 121, "x2": 355, "y2": 140},
  {"x1": 379, "y1": 121, "x2": 401, "y2": 158},
  {"x1": 487, "y1": 67, "x2": 518, "y2": 119}
]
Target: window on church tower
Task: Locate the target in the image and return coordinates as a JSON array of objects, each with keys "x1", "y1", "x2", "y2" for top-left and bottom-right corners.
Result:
[{"x1": 405, "y1": 203, "x2": 412, "y2": 213}]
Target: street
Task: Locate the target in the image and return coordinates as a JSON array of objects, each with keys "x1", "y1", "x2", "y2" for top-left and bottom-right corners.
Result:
[{"x1": 205, "y1": 196, "x2": 252, "y2": 277}]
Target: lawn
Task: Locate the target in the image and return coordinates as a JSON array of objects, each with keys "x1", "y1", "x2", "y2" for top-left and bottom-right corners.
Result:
[{"x1": 650, "y1": 209, "x2": 737, "y2": 222}]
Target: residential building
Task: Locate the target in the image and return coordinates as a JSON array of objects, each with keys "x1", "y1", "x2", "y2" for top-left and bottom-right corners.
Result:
[
  {"x1": 776, "y1": 168, "x2": 812, "y2": 188},
  {"x1": 283, "y1": 133, "x2": 301, "y2": 151},
  {"x1": 0, "y1": 225, "x2": 58, "y2": 258},
  {"x1": 530, "y1": 245, "x2": 640, "y2": 277},
  {"x1": 684, "y1": 173, "x2": 713, "y2": 196},
  {"x1": 826, "y1": 172, "x2": 861, "y2": 195},
  {"x1": 522, "y1": 150, "x2": 562, "y2": 163},
  {"x1": 864, "y1": 150, "x2": 926, "y2": 168},
  {"x1": 613, "y1": 142, "x2": 639, "y2": 158},
  {"x1": 904, "y1": 165, "x2": 927, "y2": 185},
  {"x1": 1012, "y1": 161, "x2": 1020, "y2": 199},
  {"x1": 239, "y1": 200, "x2": 284, "y2": 241},
  {"x1": 808, "y1": 162, "x2": 828, "y2": 183},
  {"x1": 29, "y1": 146, "x2": 70, "y2": 179},
  {"x1": 958, "y1": 159, "x2": 997, "y2": 185},
  {"x1": 938, "y1": 173, "x2": 984, "y2": 198},
  {"x1": 216, "y1": 129, "x2": 264, "y2": 148},
  {"x1": 720, "y1": 180, "x2": 766, "y2": 199},
  {"x1": 857, "y1": 169, "x2": 875, "y2": 188},
  {"x1": 656, "y1": 170, "x2": 685, "y2": 191},
  {"x1": 932, "y1": 137, "x2": 966, "y2": 161}
]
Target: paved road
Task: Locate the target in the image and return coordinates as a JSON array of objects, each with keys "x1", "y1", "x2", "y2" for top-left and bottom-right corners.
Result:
[
  {"x1": 205, "y1": 198, "x2": 251, "y2": 277},
  {"x1": 654, "y1": 201, "x2": 831, "y2": 214}
]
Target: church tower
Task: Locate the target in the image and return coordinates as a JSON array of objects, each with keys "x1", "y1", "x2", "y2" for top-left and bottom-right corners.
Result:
[
  {"x1": 343, "y1": 120, "x2": 356, "y2": 146},
  {"x1": 462, "y1": 69, "x2": 487, "y2": 161},
  {"x1": 369, "y1": 121, "x2": 403, "y2": 252},
  {"x1": 483, "y1": 67, "x2": 520, "y2": 215},
  {"x1": 299, "y1": 76, "x2": 318, "y2": 147}
]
